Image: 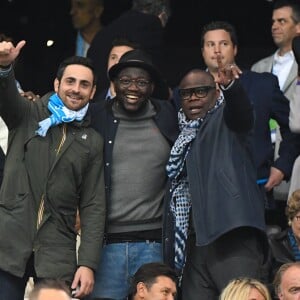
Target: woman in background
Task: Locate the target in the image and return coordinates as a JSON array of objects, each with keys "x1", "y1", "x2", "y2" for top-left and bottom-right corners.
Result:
[{"x1": 219, "y1": 277, "x2": 271, "y2": 300}]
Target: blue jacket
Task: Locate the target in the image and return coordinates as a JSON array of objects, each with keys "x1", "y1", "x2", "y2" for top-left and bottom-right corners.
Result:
[{"x1": 240, "y1": 70, "x2": 300, "y2": 180}]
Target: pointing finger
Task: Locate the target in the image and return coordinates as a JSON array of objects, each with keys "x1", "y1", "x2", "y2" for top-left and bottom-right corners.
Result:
[
  {"x1": 216, "y1": 53, "x2": 223, "y2": 69},
  {"x1": 15, "y1": 40, "x2": 26, "y2": 52}
]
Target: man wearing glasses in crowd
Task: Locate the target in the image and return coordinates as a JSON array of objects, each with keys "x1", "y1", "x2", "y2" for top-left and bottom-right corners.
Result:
[
  {"x1": 165, "y1": 62, "x2": 268, "y2": 299},
  {"x1": 88, "y1": 49, "x2": 178, "y2": 300}
]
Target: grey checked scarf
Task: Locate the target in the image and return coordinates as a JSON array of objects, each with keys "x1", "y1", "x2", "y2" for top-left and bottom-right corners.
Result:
[{"x1": 166, "y1": 95, "x2": 224, "y2": 275}]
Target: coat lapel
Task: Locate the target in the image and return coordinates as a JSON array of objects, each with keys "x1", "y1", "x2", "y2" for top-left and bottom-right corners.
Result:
[{"x1": 282, "y1": 61, "x2": 298, "y2": 93}]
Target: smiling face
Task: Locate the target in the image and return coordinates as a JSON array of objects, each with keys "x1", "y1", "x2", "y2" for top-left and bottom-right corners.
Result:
[
  {"x1": 113, "y1": 67, "x2": 154, "y2": 113},
  {"x1": 179, "y1": 69, "x2": 219, "y2": 120},
  {"x1": 54, "y1": 64, "x2": 96, "y2": 111}
]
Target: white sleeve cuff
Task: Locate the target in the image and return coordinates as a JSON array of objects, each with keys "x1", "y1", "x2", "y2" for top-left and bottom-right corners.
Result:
[{"x1": 219, "y1": 80, "x2": 235, "y2": 91}]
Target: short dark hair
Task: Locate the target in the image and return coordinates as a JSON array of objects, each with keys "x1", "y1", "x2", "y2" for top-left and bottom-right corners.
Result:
[
  {"x1": 111, "y1": 37, "x2": 141, "y2": 50},
  {"x1": 201, "y1": 21, "x2": 238, "y2": 48},
  {"x1": 29, "y1": 279, "x2": 71, "y2": 300},
  {"x1": 128, "y1": 262, "x2": 178, "y2": 299},
  {"x1": 273, "y1": 0, "x2": 300, "y2": 23},
  {"x1": 56, "y1": 56, "x2": 97, "y2": 85}
]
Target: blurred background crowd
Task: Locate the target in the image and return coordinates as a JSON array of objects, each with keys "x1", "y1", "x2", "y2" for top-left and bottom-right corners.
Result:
[{"x1": 0, "y1": 0, "x2": 276, "y2": 95}]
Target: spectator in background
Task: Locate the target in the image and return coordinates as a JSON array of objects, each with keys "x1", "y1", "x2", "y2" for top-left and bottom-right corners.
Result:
[
  {"x1": 127, "y1": 262, "x2": 178, "y2": 300},
  {"x1": 70, "y1": 0, "x2": 104, "y2": 57},
  {"x1": 93, "y1": 37, "x2": 140, "y2": 102},
  {"x1": 219, "y1": 277, "x2": 271, "y2": 300},
  {"x1": 273, "y1": 262, "x2": 300, "y2": 299},
  {"x1": 251, "y1": 0, "x2": 300, "y2": 202},
  {"x1": 265, "y1": 189, "x2": 300, "y2": 297},
  {"x1": 14, "y1": 0, "x2": 104, "y2": 97},
  {"x1": 199, "y1": 21, "x2": 300, "y2": 228},
  {"x1": 87, "y1": 0, "x2": 171, "y2": 97},
  {"x1": 28, "y1": 279, "x2": 71, "y2": 300},
  {"x1": 252, "y1": 0, "x2": 300, "y2": 103}
]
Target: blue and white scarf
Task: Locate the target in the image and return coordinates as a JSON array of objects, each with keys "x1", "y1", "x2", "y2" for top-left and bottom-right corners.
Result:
[
  {"x1": 166, "y1": 111, "x2": 200, "y2": 273},
  {"x1": 166, "y1": 95, "x2": 224, "y2": 275},
  {"x1": 36, "y1": 93, "x2": 89, "y2": 137}
]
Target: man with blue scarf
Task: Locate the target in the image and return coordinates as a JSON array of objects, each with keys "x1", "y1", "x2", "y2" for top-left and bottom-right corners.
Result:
[
  {"x1": 165, "y1": 60, "x2": 268, "y2": 299},
  {"x1": 0, "y1": 40, "x2": 106, "y2": 299}
]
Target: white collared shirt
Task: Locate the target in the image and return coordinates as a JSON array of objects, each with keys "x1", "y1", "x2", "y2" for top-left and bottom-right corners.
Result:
[{"x1": 272, "y1": 50, "x2": 294, "y2": 90}]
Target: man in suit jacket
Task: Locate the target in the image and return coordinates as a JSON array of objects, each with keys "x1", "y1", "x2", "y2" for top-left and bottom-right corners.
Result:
[
  {"x1": 251, "y1": 0, "x2": 300, "y2": 103},
  {"x1": 251, "y1": 0, "x2": 300, "y2": 201},
  {"x1": 199, "y1": 21, "x2": 300, "y2": 226}
]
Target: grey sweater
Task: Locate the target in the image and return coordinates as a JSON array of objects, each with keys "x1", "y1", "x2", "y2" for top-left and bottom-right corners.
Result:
[{"x1": 107, "y1": 102, "x2": 171, "y2": 233}]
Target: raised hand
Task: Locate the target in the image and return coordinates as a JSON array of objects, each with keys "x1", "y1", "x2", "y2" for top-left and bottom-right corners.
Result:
[
  {"x1": 215, "y1": 53, "x2": 242, "y2": 86},
  {"x1": 0, "y1": 40, "x2": 26, "y2": 67},
  {"x1": 20, "y1": 91, "x2": 40, "y2": 101}
]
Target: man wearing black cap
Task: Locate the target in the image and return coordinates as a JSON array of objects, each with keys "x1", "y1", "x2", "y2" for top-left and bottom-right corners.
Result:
[{"x1": 88, "y1": 49, "x2": 179, "y2": 299}]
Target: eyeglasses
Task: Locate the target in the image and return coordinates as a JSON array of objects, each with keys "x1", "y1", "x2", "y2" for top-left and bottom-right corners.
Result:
[
  {"x1": 117, "y1": 78, "x2": 152, "y2": 88},
  {"x1": 295, "y1": 216, "x2": 300, "y2": 221},
  {"x1": 179, "y1": 86, "x2": 216, "y2": 100}
]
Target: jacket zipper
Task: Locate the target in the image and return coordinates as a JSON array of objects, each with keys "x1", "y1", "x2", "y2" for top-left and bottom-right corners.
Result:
[{"x1": 36, "y1": 124, "x2": 67, "y2": 230}]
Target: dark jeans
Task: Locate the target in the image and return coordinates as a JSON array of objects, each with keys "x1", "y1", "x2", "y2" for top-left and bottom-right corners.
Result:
[
  {"x1": 0, "y1": 253, "x2": 36, "y2": 300},
  {"x1": 0, "y1": 268, "x2": 29, "y2": 300},
  {"x1": 0, "y1": 253, "x2": 72, "y2": 299}
]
